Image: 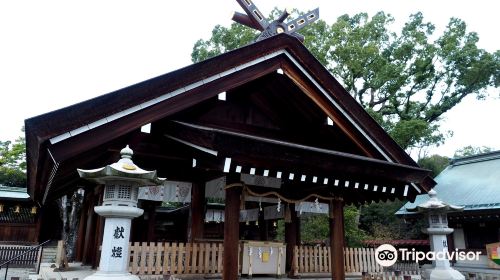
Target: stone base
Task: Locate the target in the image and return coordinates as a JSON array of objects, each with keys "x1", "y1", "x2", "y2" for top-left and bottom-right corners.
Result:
[
  {"x1": 83, "y1": 271, "x2": 140, "y2": 280},
  {"x1": 425, "y1": 268, "x2": 465, "y2": 280}
]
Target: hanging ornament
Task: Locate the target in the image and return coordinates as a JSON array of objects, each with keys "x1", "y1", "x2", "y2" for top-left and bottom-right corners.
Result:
[
  {"x1": 277, "y1": 198, "x2": 281, "y2": 213},
  {"x1": 315, "y1": 198, "x2": 320, "y2": 211}
]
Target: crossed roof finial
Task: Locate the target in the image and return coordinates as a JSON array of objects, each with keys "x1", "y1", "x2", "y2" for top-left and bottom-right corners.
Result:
[{"x1": 232, "y1": 0, "x2": 319, "y2": 42}]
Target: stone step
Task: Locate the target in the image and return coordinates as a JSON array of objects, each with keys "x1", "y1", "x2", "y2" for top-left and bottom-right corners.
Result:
[{"x1": 41, "y1": 246, "x2": 58, "y2": 263}]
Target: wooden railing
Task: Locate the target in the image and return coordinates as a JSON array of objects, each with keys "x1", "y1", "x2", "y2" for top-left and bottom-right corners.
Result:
[
  {"x1": 362, "y1": 271, "x2": 422, "y2": 280},
  {"x1": 293, "y1": 245, "x2": 331, "y2": 274},
  {"x1": 0, "y1": 244, "x2": 41, "y2": 268},
  {"x1": 125, "y1": 242, "x2": 421, "y2": 278},
  {"x1": 128, "y1": 242, "x2": 224, "y2": 276},
  {"x1": 293, "y1": 245, "x2": 420, "y2": 277}
]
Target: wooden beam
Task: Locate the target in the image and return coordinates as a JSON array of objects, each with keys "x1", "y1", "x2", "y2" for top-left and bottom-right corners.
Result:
[
  {"x1": 223, "y1": 183, "x2": 242, "y2": 280},
  {"x1": 282, "y1": 61, "x2": 378, "y2": 158},
  {"x1": 330, "y1": 199, "x2": 345, "y2": 280},
  {"x1": 164, "y1": 121, "x2": 431, "y2": 184}
]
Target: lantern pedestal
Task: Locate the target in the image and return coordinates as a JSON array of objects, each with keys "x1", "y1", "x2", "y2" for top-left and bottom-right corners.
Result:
[
  {"x1": 78, "y1": 146, "x2": 163, "y2": 280},
  {"x1": 424, "y1": 228, "x2": 464, "y2": 280},
  {"x1": 406, "y1": 190, "x2": 465, "y2": 280}
]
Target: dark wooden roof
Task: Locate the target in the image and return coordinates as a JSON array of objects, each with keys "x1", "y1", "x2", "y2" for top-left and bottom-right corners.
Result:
[{"x1": 25, "y1": 34, "x2": 434, "y2": 204}]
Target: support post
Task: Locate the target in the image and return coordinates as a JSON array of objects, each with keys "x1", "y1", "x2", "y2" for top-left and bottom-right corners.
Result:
[
  {"x1": 82, "y1": 189, "x2": 97, "y2": 265},
  {"x1": 330, "y1": 199, "x2": 345, "y2": 280},
  {"x1": 189, "y1": 182, "x2": 205, "y2": 242},
  {"x1": 285, "y1": 203, "x2": 299, "y2": 274},
  {"x1": 223, "y1": 184, "x2": 242, "y2": 280},
  {"x1": 75, "y1": 190, "x2": 90, "y2": 261},
  {"x1": 146, "y1": 202, "x2": 158, "y2": 242},
  {"x1": 258, "y1": 212, "x2": 268, "y2": 241}
]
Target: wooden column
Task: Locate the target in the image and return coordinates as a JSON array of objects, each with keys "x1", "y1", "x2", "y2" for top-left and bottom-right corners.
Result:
[
  {"x1": 285, "y1": 203, "x2": 299, "y2": 273},
  {"x1": 189, "y1": 182, "x2": 205, "y2": 242},
  {"x1": 146, "y1": 202, "x2": 158, "y2": 242},
  {"x1": 75, "y1": 190, "x2": 90, "y2": 261},
  {"x1": 330, "y1": 199, "x2": 345, "y2": 280},
  {"x1": 258, "y1": 210, "x2": 268, "y2": 241},
  {"x1": 91, "y1": 187, "x2": 105, "y2": 269},
  {"x1": 223, "y1": 184, "x2": 242, "y2": 280},
  {"x1": 82, "y1": 189, "x2": 96, "y2": 264}
]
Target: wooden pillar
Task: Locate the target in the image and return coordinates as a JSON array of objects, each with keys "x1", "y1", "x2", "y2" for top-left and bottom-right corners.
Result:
[
  {"x1": 75, "y1": 190, "x2": 90, "y2": 261},
  {"x1": 330, "y1": 199, "x2": 345, "y2": 280},
  {"x1": 285, "y1": 203, "x2": 299, "y2": 273},
  {"x1": 189, "y1": 182, "x2": 205, "y2": 242},
  {"x1": 82, "y1": 189, "x2": 96, "y2": 265},
  {"x1": 34, "y1": 205, "x2": 44, "y2": 243},
  {"x1": 146, "y1": 202, "x2": 158, "y2": 242},
  {"x1": 223, "y1": 184, "x2": 242, "y2": 280},
  {"x1": 258, "y1": 210, "x2": 268, "y2": 241},
  {"x1": 91, "y1": 187, "x2": 105, "y2": 269}
]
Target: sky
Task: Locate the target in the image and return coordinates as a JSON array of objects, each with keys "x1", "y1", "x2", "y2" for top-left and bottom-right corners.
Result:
[{"x1": 0, "y1": 0, "x2": 498, "y2": 158}]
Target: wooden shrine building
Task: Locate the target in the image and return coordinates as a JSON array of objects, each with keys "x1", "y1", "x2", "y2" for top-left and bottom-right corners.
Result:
[{"x1": 25, "y1": 34, "x2": 435, "y2": 279}]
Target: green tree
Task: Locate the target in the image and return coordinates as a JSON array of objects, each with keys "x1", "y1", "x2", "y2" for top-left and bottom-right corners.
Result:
[
  {"x1": 359, "y1": 200, "x2": 425, "y2": 240},
  {"x1": 293, "y1": 206, "x2": 365, "y2": 247},
  {"x1": 192, "y1": 11, "x2": 499, "y2": 150},
  {"x1": 0, "y1": 128, "x2": 27, "y2": 187},
  {"x1": 454, "y1": 145, "x2": 493, "y2": 158},
  {"x1": 418, "y1": 154, "x2": 450, "y2": 177}
]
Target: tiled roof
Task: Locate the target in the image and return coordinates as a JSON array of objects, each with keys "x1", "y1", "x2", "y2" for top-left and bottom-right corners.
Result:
[
  {"x1": 397, "y1": 151, "x2": 500, "y2": 215},
  {"x1": 0, "y1": 207, "x2": 35, "y2": 224},
  {"x1": 0, "y1": 186, "x2": 30, "y2": 200}
]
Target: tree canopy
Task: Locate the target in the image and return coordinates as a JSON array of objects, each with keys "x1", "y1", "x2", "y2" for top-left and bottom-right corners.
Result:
[
  {"x1": 454, "y1": 145, "x2": 493, "y2": 158},
  {"x1": 0, "y1": 128, "x2": 26, "y2": 187},
  {"x1": 417, "y1": 154, "x2": 450, "y2": 178},
  {"x1": 192, "y1": 11, "x2": 500, "y2": 150}
]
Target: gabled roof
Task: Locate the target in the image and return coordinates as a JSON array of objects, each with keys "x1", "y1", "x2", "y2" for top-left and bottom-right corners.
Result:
[
  {"x1": 397, "y1": 151, "x2": 500, "y2": 215},
  {"x1": 25, "y1": 34, "x2": 434, "y2": 203}
]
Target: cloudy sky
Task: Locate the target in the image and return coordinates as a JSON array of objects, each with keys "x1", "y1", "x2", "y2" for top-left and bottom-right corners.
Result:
[{"x1": 0, "y1": 0, "x2": 498, "y2": 158}]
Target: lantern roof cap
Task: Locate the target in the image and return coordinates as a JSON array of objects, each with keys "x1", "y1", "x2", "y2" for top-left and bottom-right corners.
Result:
[
  {"x1": 406, "y1": 189, "x2": 463, "y2": 213},
  {"x1": 77, "y1": 145, "x2": 164, "y2": 185}
]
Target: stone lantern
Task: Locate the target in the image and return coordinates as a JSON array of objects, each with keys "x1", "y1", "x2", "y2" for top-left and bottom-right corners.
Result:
[
  {"x1": 406, "y1": 189, "x2": 464, "y2": 280},
  {"x1": 78, "y1": 145, "x2": 163, "y2": 280}
]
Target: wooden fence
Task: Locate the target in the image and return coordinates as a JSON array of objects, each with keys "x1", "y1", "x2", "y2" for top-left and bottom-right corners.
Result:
[
  {"x1": 293, "y1": 245, "x2": 420, "y2": 277},
  {"x1": 124, "y1": 242, "x2": 422, "y2": 277},
  {"x1": 128, "y1": 242, "x2": 224, "y2": 276},
  {"x1": 293, "y1": 245, "x2": 331, "y2": 274},
  {"x1": 362, "y1": 271, "x2": 421, "y2": 280},
  {"x1": 0, "y1": 244, "x2": 41, "y2": 268}
]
